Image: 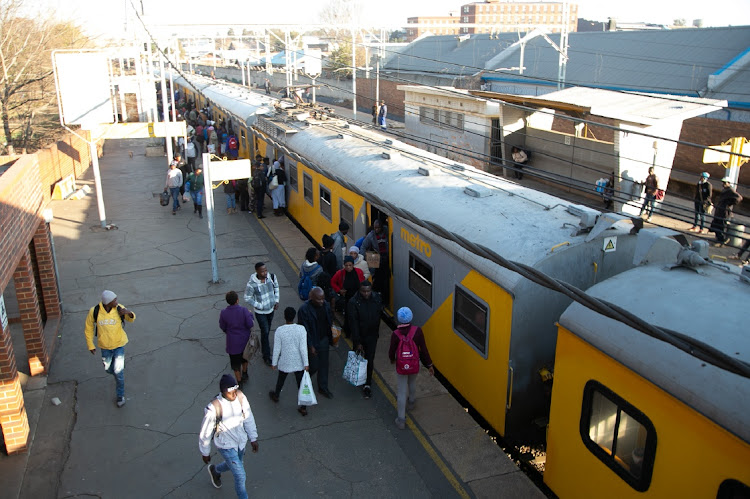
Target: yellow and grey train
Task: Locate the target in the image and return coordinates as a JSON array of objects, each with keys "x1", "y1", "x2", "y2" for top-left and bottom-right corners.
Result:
[{"x1": 174, "y1": 74, "x2": 750, "y2": 497}]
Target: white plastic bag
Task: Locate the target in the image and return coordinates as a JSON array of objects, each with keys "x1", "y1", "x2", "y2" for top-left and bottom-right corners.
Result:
[
  {"x1": 298, "y1": 371, "x2": 317, "y2": 406},
  {"x1": 342, "y1": 351, "x2": 368, "y2": 386}
]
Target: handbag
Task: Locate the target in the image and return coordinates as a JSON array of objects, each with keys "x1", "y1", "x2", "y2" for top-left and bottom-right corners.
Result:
[
  {"x1": 160, "y1": 190, "x2": 170, "y2": 206},
  {"x1": 365, "y1": 251, "x2": 381, "y2": 269},
  {"x1": 655, "y1": 189, "x2": 665, "y2": 201},
  {"x1": 331, "y1": 325, "x2": 342, "y2": 347},
  {"x1": 298, "y1": 371, "x2": 318, "y2": 406},
  {"x1": 342, "y1": 350, "x2": 368, "y2": 386},
  {"x1": 242, "y1": 333, "x2": 260, "y2": 362},
  {"x1": 704, "y1": 199, "x2": 714, "y2": 215},
  {"x1": 268, "y1": 173, "x2": 279, "y2": 191}
]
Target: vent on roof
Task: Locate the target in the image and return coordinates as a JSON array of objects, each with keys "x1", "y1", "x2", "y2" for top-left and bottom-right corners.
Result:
[
  {"x1": 452, "y1": 164, "x2": 465, "y2": 172},
  {"x1": 382, "y1": 152, "x2": 391, "y2": 160},
  {"x1": 567, "y1": 204, "x2": 599, "y2": 229},
  {"x1": 384, "y1": 139, "x2": 393, "y2": 145},
  {"x1": 336, "y1": 133, "x2": 347, "y2": 139},
  {"x1": 418, "y1": 167, "x2": 430, "y2": 176},
  {"x1": 464, "y1": 183, "x2": 492, "y2": 198}
]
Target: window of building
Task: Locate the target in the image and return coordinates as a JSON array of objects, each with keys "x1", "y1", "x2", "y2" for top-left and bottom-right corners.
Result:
[
  {"x1": 319, "y1": 184, "x2": 332, "y2": 221},
  {"x1": 463, "y1": 16, "x2": 468, "y2": 22},
  {"x1": 409, "y1": 253, "x2": 432, "y2": 306},
  {"x1": 339, "y1": 200, "x2": 354, "y2": 238},
  {"x1": 453, "y1": 286, "x2": 488, "y2": 354},
  {"x1": 717, "y1": 480, "x2": 750, "y2": 499},
  {"x1": 289, "y1": 161, "x2": 298, "y2": 191},
  {"x1": 463, "y1": 5, "x2": 468, "y2": 13},
  {"x1": 303, "y1": 173, "x2": 313, "y2": 205},
  {"x1": 580, "y1": 381, "x2": 657, "y2": 492}
]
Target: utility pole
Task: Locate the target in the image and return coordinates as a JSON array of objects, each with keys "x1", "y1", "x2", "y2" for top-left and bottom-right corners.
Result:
[
  {"x1": 351, "y1": 27, "x2": 357, "y2": 119},
  {"x1": 558, "y1": 0, "x2": 570, "y2": 90},
  {"x1": 159, "y1": 50, "x2": 173, "y2": 163}
]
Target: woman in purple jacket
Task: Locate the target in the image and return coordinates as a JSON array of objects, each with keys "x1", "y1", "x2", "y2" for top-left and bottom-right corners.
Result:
[{"x1": 219, "y1": 291, "x2": 254, "y2": 384}]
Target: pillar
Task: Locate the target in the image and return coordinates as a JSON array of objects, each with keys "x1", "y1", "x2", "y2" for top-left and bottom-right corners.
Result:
[
  {"x1": 0, "y1": 321, "x2": 29, "y2": 454},
  {"x1": 32, "y1": 222, "x2": 61, "y2": 318},
  {"x1": 13, "y1": 247, "x2": 49, "y2": 376}
]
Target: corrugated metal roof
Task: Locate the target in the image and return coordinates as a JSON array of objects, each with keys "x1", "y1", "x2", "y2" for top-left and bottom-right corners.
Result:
[{"x1": 384, "y1": 27, "x2": 750, "y2": 103}]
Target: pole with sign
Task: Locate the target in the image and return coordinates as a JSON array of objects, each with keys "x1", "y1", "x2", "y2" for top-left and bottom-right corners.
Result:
[{"x1": 203, "y1": 152, "x2": 220, "y2": 283}]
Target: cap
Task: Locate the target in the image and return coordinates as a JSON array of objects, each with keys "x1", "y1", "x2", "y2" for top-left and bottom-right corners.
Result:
[
  {"x1": 397, "y1": 307, "x2": 413, "y2": 324},
  {"x1": 721, "y1": 177, "x2": 732, "y2": 183},
  {"x1": 701, "y1": 172, "x2": 709, "y2": 178},
  {"x1": 102, "y1": 290, "x2": 117, "y2": 304},
  {"x1": 220, "y1": 374, "x2": 239, "y2": 393},
  {"x1": 348, "y1": 246, "x2": 360, "y2": 255}
]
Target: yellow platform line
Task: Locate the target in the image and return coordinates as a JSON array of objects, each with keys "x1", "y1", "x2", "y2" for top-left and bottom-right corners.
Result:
[{"x1": 257, "y1": 217, "x2": 471, "y2": 499}]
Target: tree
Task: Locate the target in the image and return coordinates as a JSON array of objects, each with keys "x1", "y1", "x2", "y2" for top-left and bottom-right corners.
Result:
[
  {"x1": 673, "y1": 18, "x2": 686, "y2": 26},
  {"x1": 227, "y1": 28, "x2": 234, "y2": 37},
  {"x1": 0, "y1": 0, "x2": 88, "y2": 153}
]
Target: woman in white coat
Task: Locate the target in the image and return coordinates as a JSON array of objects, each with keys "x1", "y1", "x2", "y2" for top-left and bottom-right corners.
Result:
[
  {"x1": 269, "y1": 307, "x2": 310, "y2": 415},
  {"x1": 349, "y1": 246, "x2": 371, "y2": 281}
]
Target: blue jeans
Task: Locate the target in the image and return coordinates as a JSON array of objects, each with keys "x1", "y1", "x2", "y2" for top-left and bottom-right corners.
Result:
[
  {"x1": 226, "y1": 193, "x2": 236, "y2": 209},
  {"x1": 169, "y1": 187, "x2": 181, "y2": 211},
  {"x1": 216, "y1": 446, "x2": 247, "y2": 499},
  {"x1": 254, "y1": 311, "x2": 274, "y2": 361},
  {"x1": 101, "y1": 347, "x2": 125, "y2": 398},
  {"x1": 640, "y1": 194, "x2": 655, "y2": 218},
  {"x1": 314, "y1": 336, "x2": 330, "y2": 391},
  {"x1": 694, "y1": 200, "x2": 707, "y2": 229}
]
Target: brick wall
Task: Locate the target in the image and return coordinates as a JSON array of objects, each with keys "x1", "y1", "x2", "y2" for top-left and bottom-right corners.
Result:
[{"x1": 675, "y1": 117, "x2": 750, "y2": 184}]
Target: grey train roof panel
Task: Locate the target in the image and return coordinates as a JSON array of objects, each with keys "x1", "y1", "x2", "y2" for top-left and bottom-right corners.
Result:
[{"x1": 559, "y1": 264, "x2": 750, "y2": 444}]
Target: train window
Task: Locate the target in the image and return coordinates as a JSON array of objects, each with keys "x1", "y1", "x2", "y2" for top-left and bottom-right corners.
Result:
[
  {"x1": 717, "y1": 479, "x2": 750, "y2": 499},
  {"x1": 319, "y1": 184, "x2": 332, "y2": 221},
  {"x1": 452, "y1": 287, "x2": 488, "y2": 355},
  {"x1": 289, "y1": 162, "x2": 298, "y2": 192},
  {"x1": 303, "y1": 173, "x2": 313, "y2": 206},
  {"x1": 339, "y1": 201, "x2": 354, "y2": 238},
  {"x1": 580, "y1": 381, "x2": 657, "y2": 492},
  {"x1": 409, "y1": 253, "x2": 432, "y2": 307}
]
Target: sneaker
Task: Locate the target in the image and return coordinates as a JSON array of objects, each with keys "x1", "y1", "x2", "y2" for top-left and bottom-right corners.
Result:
[
  {"x1": 268, "y1": 391, "x2": 279, "y2": 403},
  {"x1": 207, "y1": 464, "x2": 222, "y2": 489},
  {"x1": 363, "y1": 386, "x2": 371, "y2": 399},
  {"x1": 646, "y1": 217, "x2": 652, "y2": 222},
  {"x1": 241, "y1": 371, "x2": 248, "y2": 381},
  {"x1": 116, "y1": 397, "x2": 126, "y2": 408},
  {"x1": 394, "y1": 417, "x2": 406, "y2": 430},
  {"x1": 407, "y1": 400, "x2": 416, "y2": 411}
]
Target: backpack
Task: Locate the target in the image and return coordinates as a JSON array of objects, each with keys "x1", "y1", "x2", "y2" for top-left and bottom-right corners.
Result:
[
  {"x1": 298, "y1": 264, "x2": 320, "y2": 300},
  {"x1": 395, "y1": 326, "x2": 420, "y2": 375},
  {"x1": 210, "y1": 391, "x2": 247, "y2": 436},
  {"x1": 228, "y1": 136, "x2": 238, "y2": 150},
  {"x1": 251, "y1": 172, "x2": 266, "y2": 191},
  {"x1": 92, "y1": 304, "x2": 124, "y2": 337}
]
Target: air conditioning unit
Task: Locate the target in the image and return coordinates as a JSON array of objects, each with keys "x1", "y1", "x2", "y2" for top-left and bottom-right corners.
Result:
[{"x1": 567, "y1": 204, "x2": 599, "y2": 229}]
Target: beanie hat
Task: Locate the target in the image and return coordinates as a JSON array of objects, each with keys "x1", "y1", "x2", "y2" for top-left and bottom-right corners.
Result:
[
  {"x1": 701, "y1": 172, "x2": 709, "y2": 178},
  {"x1": 397, "y1": 307, "x2": 413, "y2": 324},
  {"x1": 220, "y1": 374, "x2": 238, "y2": 393},
  {"x1": 102, "y1": 290, "x2": 117, "y2": 304},
  {"x1": 344, "y1": 255, "x2": 355, "y2": 264},
  {"x1": 349, "y1": 246, "x2": 360, "y2": 255}
]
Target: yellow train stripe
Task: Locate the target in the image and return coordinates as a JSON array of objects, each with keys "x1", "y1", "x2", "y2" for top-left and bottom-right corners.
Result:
[{"x1": 257, "y1": 215, "x2": 471, "y2": 499}]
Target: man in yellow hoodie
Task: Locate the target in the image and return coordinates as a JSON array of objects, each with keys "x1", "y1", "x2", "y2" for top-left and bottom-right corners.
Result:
[{"x1": 84, "y1": 290, "x2": 136, "y2": 407}]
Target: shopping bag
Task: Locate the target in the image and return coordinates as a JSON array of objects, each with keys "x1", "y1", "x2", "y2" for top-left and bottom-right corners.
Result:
[
  {"x1": 331, "y1": 325, "x2": 342, "y2": 347},
  {"x1": 242, "y1": 332, "x2": 260, "y2": 362},
  {"x1": 160, "y1": 190, "x2": 170, "y2": 206},
  {"x1": 365, "y1": 251, "x2": 380, "y2": 269},
  {"x1": 342, "y1": 351, "x2": 368, "y2": 386},
  {"x1": 182, "y1": 192, "x2": 191, "y2": 203},
  {"x1": 298, "y1": 371, "x2": 318, "y2": 406}
]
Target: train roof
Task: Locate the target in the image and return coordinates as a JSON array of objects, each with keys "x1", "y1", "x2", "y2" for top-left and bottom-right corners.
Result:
[
  {"x1": 266, "y1": 117, "x2": 637, "y2": 289},
  {"x1": 559, "y1": 264, "x2": 750, "y2": 444}
]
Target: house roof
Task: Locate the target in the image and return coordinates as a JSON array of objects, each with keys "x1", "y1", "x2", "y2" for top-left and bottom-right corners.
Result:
[{"x1": 384, "y1": 27, "x2": 750, "y2": 105}]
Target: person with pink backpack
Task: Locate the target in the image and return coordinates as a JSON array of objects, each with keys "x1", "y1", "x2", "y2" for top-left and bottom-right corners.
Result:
[{"x1": 388, "y1": 307, "x2": 434, "y2": 430}]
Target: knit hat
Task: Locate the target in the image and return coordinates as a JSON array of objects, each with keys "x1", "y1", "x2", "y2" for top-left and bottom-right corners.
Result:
[
  {"x1": 721, "y1": 177, "x2": 732, "y2": 183},
  {"x1": 701, "y1": 172, "x2": 709, "y2": 178},
  {"x1": 397, "y1": 307, "x2": 413, "y2": 324},
  {"x1": 220, "y1": 374, "x2": 239, "y2": 393},
  {"x1": 101, "y1": 290, "x2": 117, "y2": 305},
  {"x1": 349, "y1": 246, "x2": 360, "y2": 255},
  {"x1": 344, "y1": 255, "x2": 355, "y2": 264}
]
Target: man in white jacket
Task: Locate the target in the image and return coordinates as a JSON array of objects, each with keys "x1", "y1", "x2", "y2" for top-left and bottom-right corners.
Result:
[{"x1": 199, "y1": 374, "x2": 259, "y2": 497}]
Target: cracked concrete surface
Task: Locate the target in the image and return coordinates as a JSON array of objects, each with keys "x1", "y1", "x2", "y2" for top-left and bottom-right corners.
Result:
[{"x1": 24, "y1": 139, "x2": 469, "y2": 498}]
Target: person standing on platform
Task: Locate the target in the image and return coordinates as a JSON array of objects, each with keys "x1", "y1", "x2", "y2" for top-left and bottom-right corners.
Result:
[
  {"x1": 268, "y1": 307, "x2": 310, "y2": 416},
  {"x1": 185, "y1": 167, "x2": 205, "y2": 219},
  {"x1": 361, "y1": 219, "x2": 390, "y2": 305},
  {"x1": 689, "y1": 172, "x2": 713, "y2": 233},
  {"x1": 389, "y1": 307, "x2": 434, "y2": 430},
  {"x1": 219, "y1": 291, "x2": 253, "y2": 385},
  {"x1": 251, "y1": 162, "x2": 267, "y2": 219},
  {"x1": 270, "y1": 160, "x2": 287, "y2": 216},
  {"x1": 710, "y1": 177, "x2": 743, "y2": 246},
  {"x1": 84, "y1": 290, "x2": 136, "y2": 408},
  {"x1": 297, "y1": 287, "x2": 334, "y2": 399},
  {"x1": 378, "y1": 99, "x2": 387, "y2": 130},
  {"x1": 638, "y1": 167, "x2": 659, "y2": 222},
  {"x1": 349, "y1": 246, "x2": 370, "y2": 281},
  {"x1": 331, "y1": 221, "x2": 349, "y2": 270},
  {"x1": 244, "y1": 262, "x2": 280, "y2": 366},
  {"x1": 199, "y1": 375, "x2": 259, "y2": 497},
  {"x1": 349, "y1": 281, "x2": 382, "y2": 399},
  {"x1": 165, "y1": 160, "x2": 183, "y2": 215},
  {"x1": 319, "y1": 234, "x2": 338, "y2": 277}
]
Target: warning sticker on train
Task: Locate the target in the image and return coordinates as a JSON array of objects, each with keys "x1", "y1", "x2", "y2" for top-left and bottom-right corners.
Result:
[{"x1": 603, "y1": 236, "x2": 617, "y2": 253}]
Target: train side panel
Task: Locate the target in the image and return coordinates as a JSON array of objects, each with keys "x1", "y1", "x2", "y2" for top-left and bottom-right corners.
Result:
[
  {"x1": 545, "y1": 329, "x2": 750, "y2": 498},
  {"x1": 392, "y1": 221, "x2": 513, "y2": 434}
]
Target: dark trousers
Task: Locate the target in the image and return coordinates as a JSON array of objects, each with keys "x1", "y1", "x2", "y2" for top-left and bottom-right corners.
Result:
[
  {"x1": 361, "y1": 336, "x2": 378, "y2": 387},
  {"x1": 273, "y1": 370, "x2": 304, "y2": 404},
  {"x1": 239, "y1": 189, "x2": 250, "y2": 211},
  {"x1": 254, "y1": 189, "x2": 265, "y2": 216},
  {"x1": 254, "y1": 311, "x2": 274, "y2": 361},
  {"x1": 738, "y1": 238, "x2": 750, "y2": 260},
  {"x1": 313, "y1": 336, "x2": 330, "y2": 391}
]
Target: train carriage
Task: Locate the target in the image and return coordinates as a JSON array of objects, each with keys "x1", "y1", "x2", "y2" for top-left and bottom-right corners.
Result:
[{"x1": 546, "y1": 263, "x2": 750, "y2": 497}]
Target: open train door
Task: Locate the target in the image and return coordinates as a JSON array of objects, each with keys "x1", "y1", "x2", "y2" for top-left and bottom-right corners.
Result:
[{"x1": 366, "y1": 205, "x2": 393, "y2": 314}]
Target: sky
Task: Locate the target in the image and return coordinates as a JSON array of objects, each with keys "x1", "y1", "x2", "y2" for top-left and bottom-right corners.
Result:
[{"x1": 41, "y1": 0, "x2": 750, "y2": 37}]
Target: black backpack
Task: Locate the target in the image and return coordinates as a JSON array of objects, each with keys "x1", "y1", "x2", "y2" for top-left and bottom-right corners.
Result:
[{"x1": 92, "y1": 304, "x2": 124, "y2": 337}]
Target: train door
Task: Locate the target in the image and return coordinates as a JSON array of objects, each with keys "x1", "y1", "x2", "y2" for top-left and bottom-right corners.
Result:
[{"x1": 367, "y1": 206, "x2": 393, "y2": 312}]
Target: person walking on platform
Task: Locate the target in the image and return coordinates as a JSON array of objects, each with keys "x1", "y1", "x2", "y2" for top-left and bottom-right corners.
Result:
[
  {"x1": 710, "y1": 177, "x2": 743, "y2": 246},
  {"x1": 251, "y1": 162, "x2": 267, "y2": 219},
  {"x1": 185, "y1": 167, "x2": 205, "y2": 219},
  {"x1": 84, "y1": 290, "x2": 136, "y2": 408},
  {"x1": 690, "y1": 172, "x2": 713, "y2": 233},
  {"x1": 378, "y1": 99, "x2": 387, "y2": 130},
  {"x1": 388, "y1": 307, "x2": 434, "y2": 430},
  {"x1": 268, "y1": 307, "x2": 310, "y2": 416},
  {"x1": 349, "y1": 281, "x2": 383, "y2": 399},
  {"x1": 244, "y1": 262, "x2": 280, "y2": 366},
  {"x1": 199, "y1": 374, "x2": 259, "y2": 497},
  {"x1": 219, "y1": 291, "x2": 254, "y2": 385},
  {"x1": 165, "y1": 160, "x2": 183, "y2": 215},
  {"x1": 361, "y1": 219, "x2": 391, "y2": 305},
  {"x1": 297, "y1": 287, "x2": 334, "y2": 399},
  {"x1": 331, "y1": 221, "x2": 349, "y2": 270},
  {"x1": 638, "y1": 167, "x2": 659, "y2": 222}
]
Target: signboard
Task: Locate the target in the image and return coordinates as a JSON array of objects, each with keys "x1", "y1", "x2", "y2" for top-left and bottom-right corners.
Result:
[
  {"x1": 53, "y1": 51, "x2": 115, "y2": 126},
  {"x1": 603, "y1": 236, "x2": 617, "y2": 253},
  {"x1": 702, "y1": 145, "x2": 731, "y2": 164},
  {"x1": 0, "y1": 294, "x2": 7, "y2": 330},
  {"x1": 208, "y1": 159, "x2": 252, "y2": 182}
]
